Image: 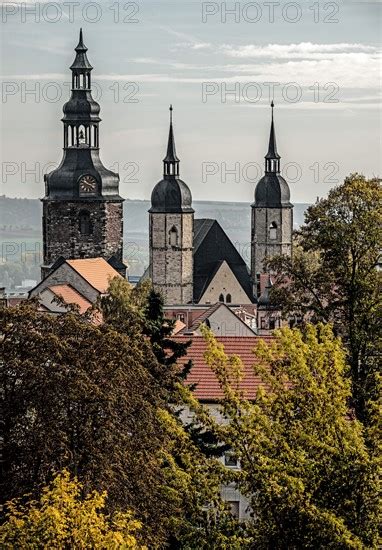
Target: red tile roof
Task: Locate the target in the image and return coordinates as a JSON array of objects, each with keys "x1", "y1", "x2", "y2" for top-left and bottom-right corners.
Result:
[
  {"x1": 66, "y1": 258, "x2": 121, "y2": 293},
  {"x1": 48, "y1": 284, "x2": 92, "y2": 314},
  {"x1": 173, "y1": 335, "x2": 274, "y2": 401}
]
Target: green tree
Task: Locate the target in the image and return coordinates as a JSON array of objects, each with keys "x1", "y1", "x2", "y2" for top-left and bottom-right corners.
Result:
[
  {"x1": 100, "y1": 278, "x2": 191, "y2": 397},
  {"x1": 194, "y1": 323, "x2": 380, "y2": 548},
  {"x1": 268, "y1": 174, "x2": 382, "y2": 422},
  {"x1": 0, "y1": 470, "x2": 145, "y2": 549}
]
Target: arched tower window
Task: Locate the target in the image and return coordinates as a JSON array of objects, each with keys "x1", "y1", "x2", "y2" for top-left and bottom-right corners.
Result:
[
  {"x1": 219, "y1": 293, "x2": 224, "y2": 303},
  {"x1": 169, "y1": 226, "x2": 179, "y2": 247},
  {"x1": 79, "y1": 211, "x2": 92, "y2": 236},
  {"x1": 226, "y1": 294, "x2": 232, "y2": 303},
  {"x1": 269, "y1": 221, "x2": 277, "y2": 240}
]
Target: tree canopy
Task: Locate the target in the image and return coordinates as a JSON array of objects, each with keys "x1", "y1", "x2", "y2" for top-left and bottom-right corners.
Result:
[
  {"x1": 268, "y1": 174, "x2": 382, "y2": 422},
  {"x1": 0, "y1": 470, "x2": 145, "y2": 549},
  {"x1": 191, "y1": 323, "x2": 381, "y2": 548}
]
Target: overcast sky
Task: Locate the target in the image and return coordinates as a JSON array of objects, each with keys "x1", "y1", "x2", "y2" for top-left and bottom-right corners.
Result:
[{"x1": 1, "y1": 0, "x2": 381, "y2": 203}]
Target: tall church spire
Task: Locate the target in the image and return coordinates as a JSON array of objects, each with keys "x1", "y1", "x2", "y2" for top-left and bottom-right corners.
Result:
[
  {"x1": 163, "y1": 105, "x2": 180, "y2": 178},
  {"x1": 265, "y1": 101, "x2": 281, "y2": 174},
  {"x1": 42, "y1": 30, "x2": 124, "y2": 277}
]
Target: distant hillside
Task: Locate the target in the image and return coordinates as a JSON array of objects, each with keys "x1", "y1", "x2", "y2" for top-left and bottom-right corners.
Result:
[
  {"x1": 0, "y1": 196, "x2": 309, "y2": 236},
  {"x1": 0, "y1": 196, "x2": 310, "y2": 287}
]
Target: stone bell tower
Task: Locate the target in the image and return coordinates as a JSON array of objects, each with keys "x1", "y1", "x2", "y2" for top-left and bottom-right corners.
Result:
[
  {"x1": 42, "y1": 29, "x2": 125, "y2": 278},
  {"x1": 149, "y1": 106, "x2": 194, "y2": 305},
  {"x1": 251, "y1": 102, "x2": 293, "y2": 290}
]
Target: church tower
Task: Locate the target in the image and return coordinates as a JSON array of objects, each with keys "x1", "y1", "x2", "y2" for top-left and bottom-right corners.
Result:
[
  {"x1": 149, "y1": 106, "x2": 194, "y2": 305},
  {"x1": 251, "y1": 102, "x2": 293, "y2": 290},
  {"x1": 42, "y1": 30, "x2": 125, "y2": 277}
]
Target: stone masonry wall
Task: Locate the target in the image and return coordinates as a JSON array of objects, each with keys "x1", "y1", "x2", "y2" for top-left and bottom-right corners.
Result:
[
  {"x1": 150, "y1": 212, "x2": 194, "y2": 305},
  {"x1": 43, "y1": 200, "x2": 123, "y2": 269},
  {"x1": 251, "y1": 206, "x2": 293, "y2": 277}
]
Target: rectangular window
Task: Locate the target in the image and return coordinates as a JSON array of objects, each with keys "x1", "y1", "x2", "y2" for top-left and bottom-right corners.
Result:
[
  {"x1": 227, "y1": 501, "x2": 240, "y2": 519},
  {"x1": 224, "y1": 452, "x2": 238, "y2": 468},
  {"x1": 176, "y1": 313, "x2": 185, "y2": 323}
]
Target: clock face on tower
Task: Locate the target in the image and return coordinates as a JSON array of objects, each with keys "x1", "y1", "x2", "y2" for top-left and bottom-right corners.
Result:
[{"x1": 79, "y1": 175, "x2": 97, "y2": 195}]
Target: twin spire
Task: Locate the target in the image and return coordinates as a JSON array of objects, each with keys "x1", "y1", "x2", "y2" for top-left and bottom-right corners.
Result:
[{"x1": 162, "y1": 101, "x2": 280, "y2": 178}]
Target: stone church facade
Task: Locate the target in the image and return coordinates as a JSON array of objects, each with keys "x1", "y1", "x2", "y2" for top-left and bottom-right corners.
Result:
[{"x1": 148, "y1": 103, "x2": 293, "y2": 306}]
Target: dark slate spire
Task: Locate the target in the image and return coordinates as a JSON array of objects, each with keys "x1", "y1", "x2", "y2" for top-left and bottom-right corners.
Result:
[
  {"x1": 44, "y1": 30, "x2": 121, "y2": 200},
  {"x1": 70, "y1": 28, "x2": 93, "y2": 72},
  {"x1": 150, "y1": 106, "x2": 193, "y2": 213},
  {"x1": 163, "y1": 105, "x2": 180, "y2": 177},
  {"x1": 265, "y1": 101, "x2": 280, "y2": 173},
  {"x1": 253, "y1": 101, "x2": 291, "y2": 207},
  {"x1": 265, "y1": 101, "x2": 280, "y2": 159},
  {"x1": 76, "y1": 28, "x2": 86, "y2": 51}
]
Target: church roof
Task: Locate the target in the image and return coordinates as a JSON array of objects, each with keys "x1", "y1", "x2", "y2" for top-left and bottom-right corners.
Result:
[
  {"x1": 149, "y1": 106, "x2": 193, "y2": 214},
  {"x1": 254, "y1": 173, "x2": 291, "y2": 207},
  {"x1": 193, "y1": 219, "x2": 254, "y2": 303},
  {"x1": 150, "y1": 178, "x2": 194, "y2": 213}
]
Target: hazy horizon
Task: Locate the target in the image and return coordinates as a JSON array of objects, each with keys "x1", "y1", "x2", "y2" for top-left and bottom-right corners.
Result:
[{"x1": 1, "y1": 1, "x2": 381, "y2": 204}]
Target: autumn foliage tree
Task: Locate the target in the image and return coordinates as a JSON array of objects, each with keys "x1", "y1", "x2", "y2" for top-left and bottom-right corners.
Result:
[
  {"x1": 193, "y1": 323, "x2": 381, "y2": 548},
  {"x1": 0, "y1": 470, "x2": 145, "y2": 549},
  {"x1": 268, "y1": 174, "x2": 382, "y2": 422}
]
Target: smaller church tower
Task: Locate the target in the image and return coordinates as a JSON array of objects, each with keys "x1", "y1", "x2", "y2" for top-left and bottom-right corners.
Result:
[
  {"x1": 42, "y1": 30, "x2": 125, "y2": 278},
  {"x1": 149, "y1": 106, "x2": 194, "y2": 305},
  {"x1": 251, "y1": 102, "x2": 293, "y2": 290}
]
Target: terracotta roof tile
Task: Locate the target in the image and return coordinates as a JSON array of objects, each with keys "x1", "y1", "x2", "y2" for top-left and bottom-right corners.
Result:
[
  {"x1": 174, "y1": 335, "x2": 274, "y2": 401},
  {"x1": 66, "y1": 258, "x2": 121, "y2": 293},
  {"x1": 48, "y1": 284, "x2": 92, "y2": 314}
]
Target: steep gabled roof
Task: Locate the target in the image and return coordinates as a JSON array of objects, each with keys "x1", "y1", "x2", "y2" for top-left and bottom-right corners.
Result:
[
  {"x1": 193, "y1": 219, "x2": 254, "y2": 303},
  {"x1": 193, "y1": 218, "x2": 216, "y2": 252},
  {"x1": 180, "y1": 302, "x2": 257, "y2": 336}
]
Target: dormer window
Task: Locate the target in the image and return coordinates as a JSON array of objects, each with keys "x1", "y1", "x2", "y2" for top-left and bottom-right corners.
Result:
[
  {"x1": 269, "y1": 221, "x2": 277, "y2": 240},
  {"x1": 169, "y1": 226, "x2": 178, "y2": 247}
]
